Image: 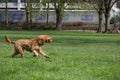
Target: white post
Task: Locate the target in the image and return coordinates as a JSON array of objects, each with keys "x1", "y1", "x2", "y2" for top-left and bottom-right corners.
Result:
[{"x1": 18, "y1": 0, "x2": 21, "y2": 10}]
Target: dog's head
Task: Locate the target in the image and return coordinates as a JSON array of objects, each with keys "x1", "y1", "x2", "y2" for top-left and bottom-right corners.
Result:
[{"x1": 38, "y1": 35, "x2": 52, "y2": 43}]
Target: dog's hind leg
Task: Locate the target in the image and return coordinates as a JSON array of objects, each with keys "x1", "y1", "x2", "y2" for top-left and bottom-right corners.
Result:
[
  {"x1": 16, "y1": 46, "x2": 24, "y2": 58},
  {"x1": 12, "y1": 51, "x2": 19, "y2": 58},
  {"x1": 19, "y1": 49, "x2": 24, "y2": 58},
  {"x1": 12, "y1": 47, "x2": 20, "y2": 58}
]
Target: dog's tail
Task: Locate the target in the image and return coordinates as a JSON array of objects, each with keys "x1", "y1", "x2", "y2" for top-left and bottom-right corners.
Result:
[{"x1": 4, "y1": 35, "x2": 15, "y2": 44}]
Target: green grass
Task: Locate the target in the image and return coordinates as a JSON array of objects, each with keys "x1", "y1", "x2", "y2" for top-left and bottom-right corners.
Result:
[{"x1": 0, "y1": 30, "x2": 120, "y2": 80}]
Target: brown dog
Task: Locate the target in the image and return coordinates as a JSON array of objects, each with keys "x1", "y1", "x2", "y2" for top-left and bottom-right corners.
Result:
[{"x1": 4, "y1": 35, "x2": 52, "y2": 58}]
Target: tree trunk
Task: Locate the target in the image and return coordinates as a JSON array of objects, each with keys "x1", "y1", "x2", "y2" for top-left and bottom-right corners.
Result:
[
  {"x1": 5, "y1": 0, "x2": 8, "y2": 27},
  {"x1": 97, "y1": 11, "x2": 104, "y2": 33},
  {"x1": 30, "y1": 3, "x2": 32, "y2": 24},
  {"x1": 26, "y1": 11, "x2": 30, "y2": 24},
  {"x1": 56, "y1": 13, "x2": 62, "y2": 30},
  {"x1": 55, "y1": 8, "x2": 64, "y2": 30},
  {"x1": 46, "y1": 3, "x2": 49, "y2": 25},
  {"x1": 104, "y1": 12, "x2": 110, "y2": 33},
  {"x1": 25, "y1": 0, "x2": 31, "y2": 29}
]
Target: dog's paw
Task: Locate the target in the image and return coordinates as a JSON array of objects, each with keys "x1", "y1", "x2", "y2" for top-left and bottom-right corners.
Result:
[
  {"x1": 45, "y1": 55, "x2": 50, "y2": 58},
  {"x1": 33, "y1": 55, "x2": 38, "y2": 57}
]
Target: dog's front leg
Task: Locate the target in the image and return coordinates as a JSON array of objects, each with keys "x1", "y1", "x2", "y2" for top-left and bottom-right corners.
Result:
[
  {"x1": 32, "y1": 50, "x2": 39, "y2": 57},
  {"x1": 38, "y1": 48, "x2": 49, "y2": 58}
]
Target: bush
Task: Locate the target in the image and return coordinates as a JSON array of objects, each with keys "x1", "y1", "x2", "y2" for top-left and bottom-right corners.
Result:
[
  {"x1": 29, "y1": 23, "x2": 55, "y2": 30},
  {"x1": 62, "y1": 22, "x2": 85, "y2": 27},
  {"x1": 0, "y1": 22, "x2": 55, "y2": 30},
  {"x1": 110, "y1": 15, "x2": 120, "y2": 24}
]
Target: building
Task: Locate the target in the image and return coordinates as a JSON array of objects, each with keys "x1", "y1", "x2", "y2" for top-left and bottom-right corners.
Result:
[{"x1": 0, "y1": 0, "x2": 119, "y2": 24}]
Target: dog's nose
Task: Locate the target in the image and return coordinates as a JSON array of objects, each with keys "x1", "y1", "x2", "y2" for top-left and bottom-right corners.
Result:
[
  {"x1": 47, "y1": 39, "x2": 52, "y2": 43},
  {"x1": 50, "y1": 39, "x2": 52, "y2": 42}
]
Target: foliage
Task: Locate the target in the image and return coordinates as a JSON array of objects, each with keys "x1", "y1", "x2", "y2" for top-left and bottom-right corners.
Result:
[
  {"x1": 110, "y1": 15, "x2": 120, "y2": 24},
  {"x1": 41, "y1": 0, "x2": 85, "y2": 30},
  {"x1": 0, "y1": 22, "x2": 55, "y2": 30}
]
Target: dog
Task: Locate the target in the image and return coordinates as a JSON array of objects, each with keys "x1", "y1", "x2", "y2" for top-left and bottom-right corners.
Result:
[{"x1": 4, "y1": 35, "x2": 52, "y2": 58}]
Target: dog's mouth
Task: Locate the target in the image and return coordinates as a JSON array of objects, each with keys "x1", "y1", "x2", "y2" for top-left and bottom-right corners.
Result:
[{"x1": 46, "y1": 39, "x2": 52, "y2": 43}]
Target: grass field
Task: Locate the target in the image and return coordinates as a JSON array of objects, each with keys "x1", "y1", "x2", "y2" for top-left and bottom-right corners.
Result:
[{"x1": 0, "y1": 30, "x2": 120, "y2": 80}]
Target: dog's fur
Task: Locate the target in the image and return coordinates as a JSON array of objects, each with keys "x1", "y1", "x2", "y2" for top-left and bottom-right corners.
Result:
[{"x1": 4, "y1": 35, "x2": 52, "y2": 58}]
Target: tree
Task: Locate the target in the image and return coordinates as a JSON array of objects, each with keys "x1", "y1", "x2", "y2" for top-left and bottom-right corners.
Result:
[
  {"x1": 24, "y1": 0, "x2": 40, "y2": 29},
  {"x1": 53, "y1": 0, "x2": 65, "y2": 30},
  {"x1": 103, "y1": 0, "x2": 119, "y2": 33},
  {"x1": 44, "y1": 0, "x2": 65, "y2": 30},
  {"x1": 42, "y1": 0, "x2": 51, "y2": 25},
  {"x1": 25, "y1": 0, "x2": 32, "y2": 29},
  {"x1": 35, "y1": 0, "x2": 83, "y2": 30},
  {"x1": 87, "y1": 0, "x2": 104, "y2": 33},
  {"x1": 46, "y1": 3, "x2": 50, "y2": 25},
  {"x1": 87, "y1": 0, "x2": 120, "y2": 33},
  {"x1": 50, "y1": 0, "x2": 83, "y2": 30},
  {"x1": 0, "y1": 0, "x2": 8, "y2": 27},
  {"x1": 4, "y1": 0, "x2": 8, "y2": 27}
]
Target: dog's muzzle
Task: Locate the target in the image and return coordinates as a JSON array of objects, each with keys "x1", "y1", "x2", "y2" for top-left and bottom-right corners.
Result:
[
  {"x1": 46, "y1": 39, "x2": 52, "y2": 43},
  {"x1": 49, "y1": 39, "x2": 52, "y2": 43}
]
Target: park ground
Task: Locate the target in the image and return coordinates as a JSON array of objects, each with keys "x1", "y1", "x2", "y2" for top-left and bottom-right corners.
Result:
[{"x1": 0, "y1": 30, "x2": 120, "y2": 80}]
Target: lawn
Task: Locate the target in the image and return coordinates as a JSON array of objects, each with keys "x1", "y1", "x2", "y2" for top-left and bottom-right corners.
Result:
[{"x1": 0, "y1": 30, "x2": 120, "y2": 80}]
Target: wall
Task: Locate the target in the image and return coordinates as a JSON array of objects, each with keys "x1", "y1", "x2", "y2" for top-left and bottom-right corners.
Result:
[{"x1": 0, "y1": 10, "x2": 99, "y2": 24}]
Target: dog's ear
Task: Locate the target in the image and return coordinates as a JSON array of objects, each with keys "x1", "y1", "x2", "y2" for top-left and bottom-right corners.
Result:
[
  {"x1": 38, "y1": 35, "x2": 46, "y2": 42},
  {"x1": 37, "y1": 38, "x2": 44, "y2": 45},
  {"x1": 38, "y1": 35, "x2": 52, "y2": 43}
]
